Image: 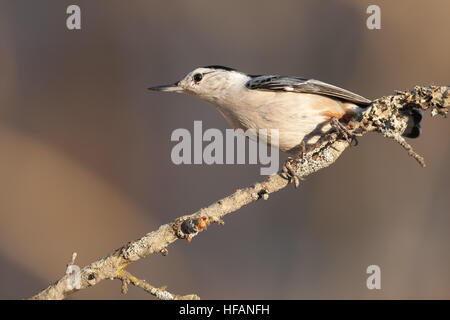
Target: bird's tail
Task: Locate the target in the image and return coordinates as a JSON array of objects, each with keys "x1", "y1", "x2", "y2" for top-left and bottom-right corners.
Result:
[{"x1": 402, "y1": 109, "x2": 423, "y2": 138}]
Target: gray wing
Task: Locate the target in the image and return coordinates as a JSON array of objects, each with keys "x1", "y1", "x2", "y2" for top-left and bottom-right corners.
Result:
[{"x1": 246, "y1": 75, "x2": 371, "y2": 105}]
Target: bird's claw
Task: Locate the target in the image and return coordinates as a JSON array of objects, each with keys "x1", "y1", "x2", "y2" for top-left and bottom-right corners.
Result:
[
  {"x1": 281, "y1": 157, "x2": 303, "y2": 188},
  {"x1": 330, "y1": 117, "x2": 358, "y2": 146}
]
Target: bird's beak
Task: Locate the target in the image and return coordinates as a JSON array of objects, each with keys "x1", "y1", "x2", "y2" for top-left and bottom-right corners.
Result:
[{"x1": 148, "y1": 82, "x2": 183, "y2": 93}]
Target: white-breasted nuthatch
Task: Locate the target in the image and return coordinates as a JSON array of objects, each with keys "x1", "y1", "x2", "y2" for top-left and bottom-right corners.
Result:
[{"x1": 149, "y1": 65, "x2": 422, "y2": 157}]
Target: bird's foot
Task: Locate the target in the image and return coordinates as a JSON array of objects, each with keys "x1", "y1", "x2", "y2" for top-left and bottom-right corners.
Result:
[
  {"x1": 330, "y1": 117, "x2": 358, "y2": 146},
  {"x1": 281, "y1": 157, "x2": 303, "y2": 188}
]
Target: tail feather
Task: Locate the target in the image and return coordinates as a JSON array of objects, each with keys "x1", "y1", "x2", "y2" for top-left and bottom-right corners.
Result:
[{"x1": 402, "y1": 109, "x2": 423, "y2": 138}]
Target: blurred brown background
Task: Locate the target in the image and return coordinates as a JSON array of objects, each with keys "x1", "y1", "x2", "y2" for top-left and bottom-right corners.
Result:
[{"x1": 0, "y1": 0, "x2": 449, "y2": 299}]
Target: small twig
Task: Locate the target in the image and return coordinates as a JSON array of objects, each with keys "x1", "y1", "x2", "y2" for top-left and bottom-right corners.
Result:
[
  {"x1": 117, "y1": 270, "x2": 200, "y2": 300},
  {"x1": 381, "y1": 128, "x2": 426, "y2": 167},
  {"x1": 68, "y1": 252, "x2": 77, "y2": 266}
]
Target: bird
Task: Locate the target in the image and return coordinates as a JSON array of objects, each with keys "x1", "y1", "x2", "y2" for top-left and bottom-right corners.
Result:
[{"x1": 149, "y1": 65, "x2": 422, "y2": 182}]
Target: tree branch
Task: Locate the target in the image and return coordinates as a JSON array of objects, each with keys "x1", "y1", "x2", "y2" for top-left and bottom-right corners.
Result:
[{"x1": 29, "y1": 85, "x2": 448, "y2": 300}]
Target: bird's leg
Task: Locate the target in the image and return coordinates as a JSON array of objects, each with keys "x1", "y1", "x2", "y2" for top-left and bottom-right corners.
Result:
[
  {"x1": 281, "y1": 141, "x2": 306, "y2": 188},
  {"x1": 281, "y1": 158, "x2": 302, "y2": 188},
  {"x1": 296, "y1": 140, "x2": 307, "y2": 159},
  {"x1": 330, "y1": 117, "x2": 358, "y2": 146}
]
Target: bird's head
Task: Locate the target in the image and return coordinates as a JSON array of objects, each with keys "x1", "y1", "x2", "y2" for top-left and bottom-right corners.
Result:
[{"x1": 149, "y1": 66, "x2": 248, "y2": 102}]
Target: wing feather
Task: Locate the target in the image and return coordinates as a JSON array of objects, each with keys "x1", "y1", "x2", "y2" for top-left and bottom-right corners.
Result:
[{"x1": 245, "y1": 75, "x2": 371, "y2": 105}]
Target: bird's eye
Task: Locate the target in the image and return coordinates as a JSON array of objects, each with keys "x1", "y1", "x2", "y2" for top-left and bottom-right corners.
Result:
[{"x1": 193, "y1": 73, "x2": 203, "y2": 83}]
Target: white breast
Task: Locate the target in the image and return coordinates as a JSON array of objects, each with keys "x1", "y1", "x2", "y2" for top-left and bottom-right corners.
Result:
[{"x1": 214, "y1": 83, "x2": 349, "y2": 154}]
